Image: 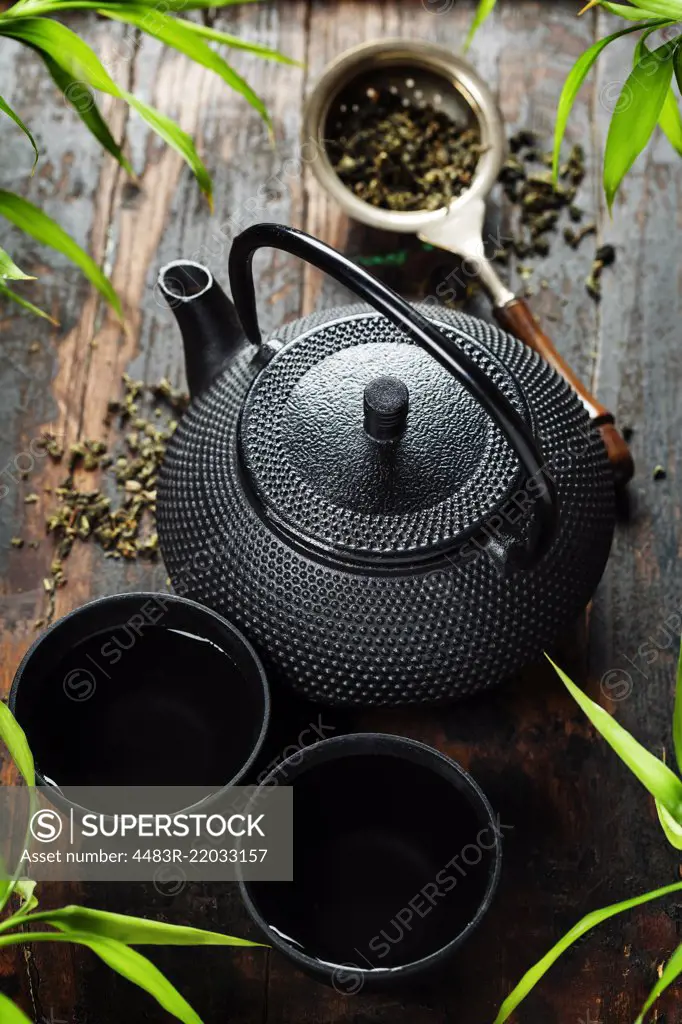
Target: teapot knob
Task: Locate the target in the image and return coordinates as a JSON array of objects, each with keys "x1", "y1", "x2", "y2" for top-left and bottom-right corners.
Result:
[
  {"x1": 229, "y1": 223, "x2": 559, "y2": 569},
  {"x1": 363, "y1": 376, "x2": 409, "y2": 442}
]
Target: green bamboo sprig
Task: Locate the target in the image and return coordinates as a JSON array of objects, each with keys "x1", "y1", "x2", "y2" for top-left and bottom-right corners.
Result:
[
  {"x1": 0, "y1": 0, "x2": 295, "y2": 321},
  {"x1": 0, "y1": 700, "x2": 262, "y2": 1024},
  {"x1": 494, "y1": 637, "x2": 682, "y2": 1023},
  {"x1": 467, "y1": 1, "x2": 682, "y2": 210}
]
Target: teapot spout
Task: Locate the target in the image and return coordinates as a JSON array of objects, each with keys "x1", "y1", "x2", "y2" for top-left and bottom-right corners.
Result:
[{"x1": 158, "y1": 260, "x2": 246, "y2": 400}]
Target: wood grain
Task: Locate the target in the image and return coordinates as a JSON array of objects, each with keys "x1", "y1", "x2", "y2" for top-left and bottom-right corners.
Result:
[{"x1": 0, "y1": 2, "x2": 680, "y2": 1022}]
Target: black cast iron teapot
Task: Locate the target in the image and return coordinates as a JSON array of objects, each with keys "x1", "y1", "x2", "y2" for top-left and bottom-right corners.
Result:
[{"x1": 156, "y1": 224, "x2": 614, "y2": 707}]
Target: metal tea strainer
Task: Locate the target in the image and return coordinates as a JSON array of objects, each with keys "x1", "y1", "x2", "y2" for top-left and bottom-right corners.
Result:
[{"x1": 303, "y1": 38, "x2": 633, "y2": 486}]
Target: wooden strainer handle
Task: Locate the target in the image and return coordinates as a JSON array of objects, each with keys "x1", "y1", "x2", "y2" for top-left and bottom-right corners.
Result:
[{"x1": 495, "y1": 297, "x2": 634, "y2": 488}]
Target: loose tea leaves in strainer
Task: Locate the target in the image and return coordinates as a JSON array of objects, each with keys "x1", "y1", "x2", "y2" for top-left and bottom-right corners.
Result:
[{"x1": 329, "y1": 87, "x2": 483, "y2": 213}]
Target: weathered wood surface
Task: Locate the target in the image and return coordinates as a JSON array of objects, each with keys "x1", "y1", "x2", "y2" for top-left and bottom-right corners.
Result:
[{"x1": 0, "y1": 1, "x2": 680, "y2": 1022}]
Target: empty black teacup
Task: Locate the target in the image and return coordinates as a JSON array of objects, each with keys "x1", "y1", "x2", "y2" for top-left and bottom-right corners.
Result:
[
  {"x1": 10, "y1": 592, "x2": 270, "y2": 792},
  {"x1": 240, "y1": 733, "x2": 501, "y2": 990}
]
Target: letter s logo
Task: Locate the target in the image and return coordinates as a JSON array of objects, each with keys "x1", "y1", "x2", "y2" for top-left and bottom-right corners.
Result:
[{"x1": 30, "y1": 809, "x2": 63, "y2": 843}]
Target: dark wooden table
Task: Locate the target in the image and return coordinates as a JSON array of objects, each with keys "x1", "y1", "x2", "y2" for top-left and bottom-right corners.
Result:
[{"x1": 1, "y1": 2, "x2": 681, "y2": 1021}]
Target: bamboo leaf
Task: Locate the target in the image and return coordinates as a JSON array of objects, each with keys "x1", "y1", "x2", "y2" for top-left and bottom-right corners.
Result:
[
  {"x1": 14, "y1": 879, "x2": 38, "y2": 913},
  {"x1": 493, "y1": 881, "x2": 682, "y2": 1024},
  {"x1": 676, "y1": 38, "x2": 682, "y2": 91},
  {"x1": 99, "y1": 5, "x2": 270, "y2": 127},
  {"x1": 165, "y1": 0, "x2": 260, "y2": 6},
  {"x1": 0, "y1": 93, "x2": 38, "y2": 170},
  {"x1": 659, "y1": 79, "x2": 682, "y2": 152},
  {"x1": 604, "y1": 38, "x2": 675, "y2": 209},
  {"x1": 1, "y1": 0, "x2": 37, "y2": 10},
  {"x1": 0, "y1": 931, "x2": 203, "y2": 1024},
  {"x1": 0, "y1": 993, "x2": 33, "y2": 1024},
  {"x1": 0, "y1": 17, "x2": 211, "y2": 203},
  {"x1": 11, "y1": 0, "x2": 258, "y2": 12},
  {"x1": 0, "y1": 874, "x2": 11, "y2": 914},
  {"x1": 153, "y1": 16, "x2": 300, "y2": 66},
  {"x1": 552, "y1": 19, "x2": 670, "y2": 181},
  {"x1": 600, "y1": 2, "x2": 669, "y2": 18},
  {"x1": 0, "y1": 699, "x2": 35, "y2": 787},
  {"x1": 23, "y1": 905, "x2": 261, "y2": 947},
  {"x1": 637, "y1": 34, "x2": 682, "y2": 154},
  {"x1": 0, "y1": 245, "x2": 34, "y2": 280},
  {"x1": 0, "y1": 17, "x2": 120, "y2": 92},
  {"x1": 656, "y1": 800, "x2": 682, "y2": 849},
  {"x1": 0, "y1": 706, "x2": 40, "y2": 915},
  {"x1": 636, "y1": 940, "x2": 682, "y2": 1022},
  {"x1": 673, "y1": 636, "x2": 682, "y2": 774},
  {"x1": 151, "y1": 0, "x2": 260, "y2": 5},
  {"x1": 0, "y1": 190, "x2": 122, "y2": 317},
  {"x1": 627, "y1": 0, "x2": 682, "y2": 14},
  {"x1": 75, "y1": 937, "x2": 204, "y2": 1024},
  {"x1": 0, "y1": 280, "x2": 57, "y2": 322},
  {"x1": 151, "y1": 0, "x2": 260, "y2": 6},
  {"x1": 548, "y1": 656, "x2": 682, "y2": 822},
  {"x1": 42, "y1": 56, "x2": 135, "y2": 176},
  {"x1": 465, "y1": 0, "x2": 498, "y2": 50},
  {"x1": 122, "y1": 92, "x2": 212, "y2": 208}
]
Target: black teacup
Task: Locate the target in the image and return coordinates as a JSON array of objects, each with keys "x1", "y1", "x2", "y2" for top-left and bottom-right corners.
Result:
[
  {"x1": 240, "y1": 733, "x2": 501, "y2": 990},
  {"x1": 10, "y1": 592, "x2": 270, "y2": 791}
]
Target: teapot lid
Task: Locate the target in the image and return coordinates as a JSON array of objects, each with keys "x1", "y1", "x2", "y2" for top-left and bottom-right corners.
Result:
[{"x1": 238, "y1": 309, "x2": 532, "y2": 564}]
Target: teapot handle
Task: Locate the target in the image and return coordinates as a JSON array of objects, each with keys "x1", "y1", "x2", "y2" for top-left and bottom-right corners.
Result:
[{"x1": 229, "y1": 223, "x2": 559, "y2": 570}]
